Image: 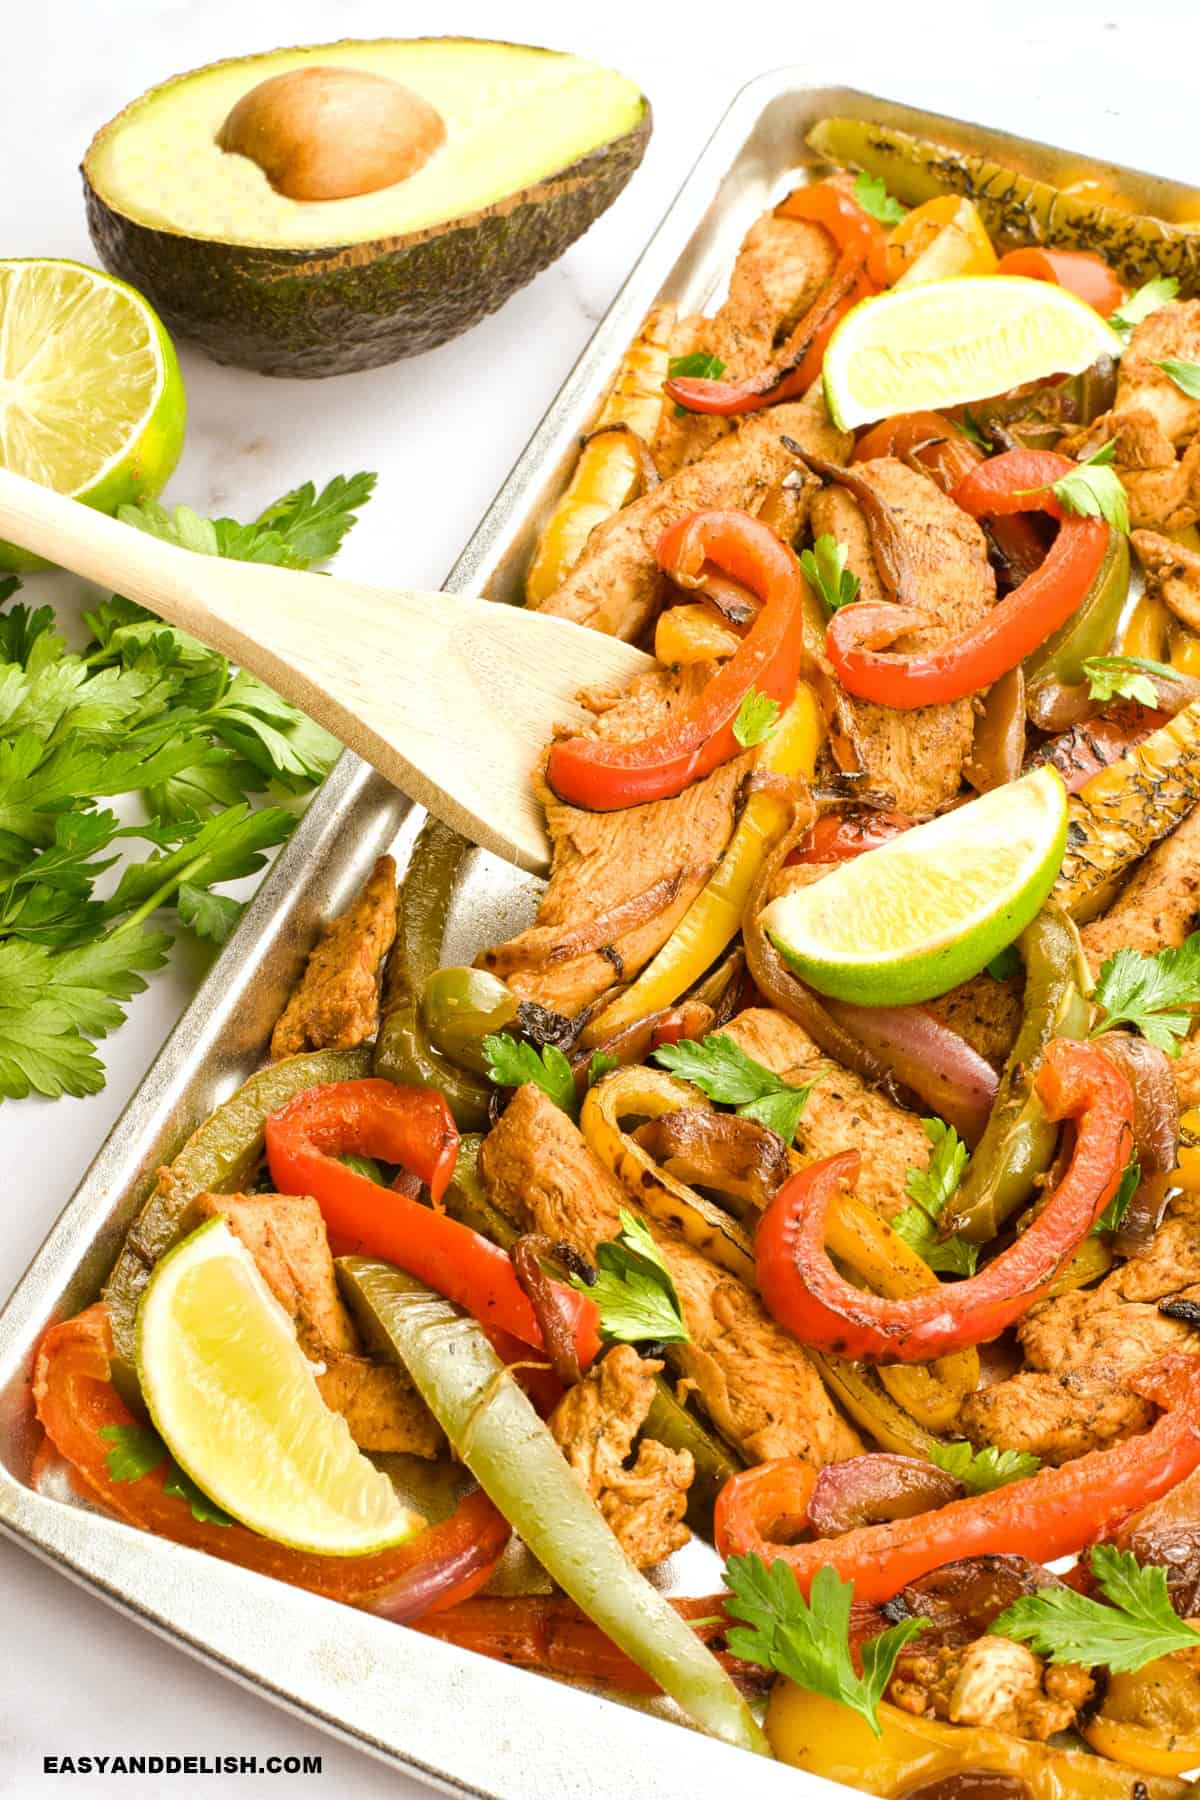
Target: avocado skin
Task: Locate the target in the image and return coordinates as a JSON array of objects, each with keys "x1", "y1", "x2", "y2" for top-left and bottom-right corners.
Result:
[{"x1": 83, "y1": 108, "x2": 651, "y2": 378}]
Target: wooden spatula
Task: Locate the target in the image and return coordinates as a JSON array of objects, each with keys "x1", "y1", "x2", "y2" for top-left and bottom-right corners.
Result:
[{"x1": 0, "y1": 469, "x2": 654, "y2": 873}]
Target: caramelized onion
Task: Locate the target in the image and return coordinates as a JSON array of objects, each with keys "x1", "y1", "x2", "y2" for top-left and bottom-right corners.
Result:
[
  {"x1": 824, "y1": 999, "x2": 999, "y2": 1146},
  {"x1": 898, "y1": 1776, "x2": 1033, "y2": 1800},
  {"x1": 895, "y1": 1555, "x2": 1063, "y2": 1644},
  {"x1": 1093, "y1": 1032, "x2": 1181, "y2": 1252},
  {"x1": 798, "y1": 451, "x2": 919, "y2": 606},
  {"x1": 808, "y1": 1454, "x2": 963, "y2": 1537},
  {"x1": 633, "y1": 1109, "x2": 791, "y2": 1210},
  {"x1": 1114, "y1": 1466, "x2": 1200, "y2": 1615},
  {"x1": 509, "y1": 1234, "x2": 581, "y2": 1387}
]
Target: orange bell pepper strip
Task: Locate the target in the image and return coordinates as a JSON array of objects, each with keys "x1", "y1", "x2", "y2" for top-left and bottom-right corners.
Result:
[
  {"x1": 777, "y1": 181, "x2": 892, "y2": 285},
  {"x1": 32, "y1": 1305, "x2": 511, "y2": 1619},
  {"x1": 715, "y1": 1354, "x2": 1200, "y2": 1605},
  {"x1": 997, "y1": 247, "x2": 1124, "y2": 317},
  {"x1": 545, "y1": 510, "x2": 806, "y2": 811},
  {"x1": 755, "y1": 1038, "x2": 1134, "y2": 1362},
  {"x1": 826, "y1": 450, "x2": 1110, "y2": 707},
  {"x1": 264, "y1": 1080, "x2": 600, "y2": 1367}
]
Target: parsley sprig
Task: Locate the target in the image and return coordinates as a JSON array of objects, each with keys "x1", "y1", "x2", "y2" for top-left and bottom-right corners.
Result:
[
  {"x1": 1090, "y1": 932, "x2": 1200, "y2": 1055},
  {"x1": 571, "y1": 1208, "x2": 689, "y2": 1346},
  {"x1": 724, "y1": 1554, "x2": 925, "y2": 1734},
  {"x1": 1093, "y1": 1154, "x2": 1140, "y2": 1236},
  {"x1": 652, "y1": 1032, "x2": 811, "y2": 1145},
  {"x1": 1158, "y1": 358, "x2": 1200, "y2": 400},
  {"x1": 732, "y1": 687, "x2": 779, "y2": 749},
  {"x1": 800, "y1": 535, "x2": 861, "y2": 615},
  {"x1": 1084, "y1": 653, "x2": 1176, "y2": 708},
  {"x1": 668, "y1": 350, "x2": 727, "y2": 416},
  {"x1": 100, "y1": 1422, "x2": 233, "y2": 1527},
  {"x1": 929, "y1": 1440, "x2": 1041, "y2": 1492},
  {"x1": 891, "y1": 1120, "x2": 977, "y2": 1276},
  {"x1": 482, "y1": 1032, "x2": 577, "y2": 1114},
  {"x1": 1045, "y1": 440, "x2": 1129, "y2": 535},
  {"x1": 0, "y1": 472, "x2": 371, "y2": 1101},
  {"x1": 1109, "y1": 276, "x2": 1179, "y2": 342},
  {"x1": 853, "y1": 172, "x2": 906, "y2": 226},
  {"x1": 994, "y1": 1546, "x2": 1200, "y2": 1672}
]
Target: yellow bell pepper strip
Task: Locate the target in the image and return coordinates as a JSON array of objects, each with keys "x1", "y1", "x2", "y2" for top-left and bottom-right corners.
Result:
[
  {"x1": 825, "y1": 1192, "x2": 979, "y2": 1433},
  {"x1": 1174, "y1": 1108, "x2": 1200, "y2": 1193},
  {"x1": 806, "y1": 1354, "x2": 938, "y2": 1459},
  {"x1": 525, "y1": 303, "x2": 674, "y2": 604},
  {"x1": 887, "y1": 195, "x2": 998, "y2": 287},
  {"x1": 1081, "y1": 1654, "x2": 1200, "y2": 1777},
  {"x1": 1055, "y1": 698, "x2": 1200, "y2": 922},
  {"x1": 654, "y1": 603, "x2": 743, "y2": 665},
  {"x1": 1170, "y1": 618, "x2": 1200, "y2": 678},
  {"x1": 582, "y1": 685, "x2": 822, "y2": 1042},
  {"x1": 336, "y1": 1258, "x2": 769, "y2": 1756},
  {"x1": 766, "y1": 1683, "x2": 1190, "y2": 1797},
  {"x1": 1121, "y1": 591, "x2": 1174, "y2": 661},
  {"x1": 581, "y1": 1065, "x2": 756, "y2": 1283}
]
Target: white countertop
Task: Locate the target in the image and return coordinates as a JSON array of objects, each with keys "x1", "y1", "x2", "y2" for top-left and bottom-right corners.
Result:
[{"x1": 4, "y1": 2, "x2": 1200, "y2": 1794}]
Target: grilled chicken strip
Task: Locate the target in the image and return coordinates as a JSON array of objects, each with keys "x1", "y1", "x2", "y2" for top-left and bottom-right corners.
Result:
[
  {"x1": 1080, "y1": 799, "x2": 1200, "y2": 973},
  {"x1": 889, "y1": 1636, "x2": 1093, "y2": 1740},
  {"x1": 652, "y1": 212, "x2": 837, "y2": 477},
  {"x1": 809, "y1": 458, "x2": 996, "y2": 814},
  {"x1": 479, "y1": 1083, "x2": 861, "y2": 1467},
  {"x1": 1133, "y1": 529, "x2": 1200, "y2": 633},
  {"x1": 532, "y1": 393, "x2": 849, "y2": 641},
  {"x1": 548, "y1": 1345, "x2": 692, "y2": 1568},
  {"x1": 721, "y1": 1006, "x2": 931, "y2": 1220},
  {"x1": 271, "y1": 854, "x2": 397, "y2": 1060},
  {"x1": 477, "y1": 666, "x2": 751, "y2": 1016},
  {"x1": 194, "y1": 1193, "x2": 442, "y2": 1456}
]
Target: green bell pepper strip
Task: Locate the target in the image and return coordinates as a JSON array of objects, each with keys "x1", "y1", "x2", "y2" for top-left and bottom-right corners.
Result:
[
  {"x1": 336, "y1": 1257, "x2": 769, "y2": 1756},
  {"x1": 420, "y1": 967, "x2": 519, "y2": 1075},
  {"x1": 947, "y1": 907, "x2": 1091, "y2": 1244},
  {"x1": 102, "y1": 1045, "x2": 371, "y2": 1406},
  {"x1": 1024, "y1": 528, "x2": 1130, "y2": 697},
  {"x1": 446, "y1": 1135, "x2": 745, "y2": 1531},
  {"x1": 374, "y1": 819, "x2": 491, "y2": 1128}
]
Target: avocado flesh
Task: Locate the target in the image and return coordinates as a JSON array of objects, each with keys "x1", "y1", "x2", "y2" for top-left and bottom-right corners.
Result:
[{"x1": 86, "y1": 39, "x2": 647, "y2": 249}]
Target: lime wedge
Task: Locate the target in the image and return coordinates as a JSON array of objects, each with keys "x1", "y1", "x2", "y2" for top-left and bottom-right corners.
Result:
[
  {"x1": 761, "y1": 767, "x2": 1068, "y2": 1006},
  {"x1": 0, "y1": 258, "x2": 185, "y2": 570},
  {"x1": 822, "y1": 275, "x2": 1123, "y2": 430},
  {"x1": 136, "y1": 1217, "x2": 420, "y2": 1556}
]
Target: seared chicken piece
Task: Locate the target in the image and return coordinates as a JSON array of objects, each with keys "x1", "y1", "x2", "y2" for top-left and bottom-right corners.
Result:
[
  {"x1": 1064, "y1": 301, "x2": 1200, "y2": 531},
  {"x1": 533, "y1": 396, "x2": 849, "y2": 642},
  {"x1": 959, "y1": 1370, "x2": 1154, "y2": 1465},
  {"x1": 653, "y1": 212, "x2": 837, "y2": 477},
  {"x1": 1097, "y1": 1190, "x2": 1200, "y2": 1303},
  {"x1": 721, "y1": 1007, "x2": 931, "y2": 1221},
  {"x1": 1133, "y1": 529, "x2": 1200, "y2": 633},
  {"x1": 808, "y1": 459, "x2": 996, "y2": 814},
  {"x1": 925, "y1": 972, "x2": 1023, "y2": 1072},
  {"x1": 1017, "y1": 1288, "x2": 1198, "y2": 1378},
  {"x1": 194, "y1": 1192, "x2": 442, "y2": 1457},
  {"x1": 477, "y1": 667, "x2": 751, "y2": 1015},
  {"x1": 889, "y1": 1636, "x2": 1092, "y2": 1740},
  {"x1": 548, "y1": 1345, "x2": 692, "y2": 1567},
  {"x1": 271, "y1": 854, "x2": 397, "y2": 1060},
  {"x1": 479, "y1": 1084, "x2": 860, "y2": 1466},
  {"x1": 1080, "y1": 801, "x2": 1200, "y2": 973}
]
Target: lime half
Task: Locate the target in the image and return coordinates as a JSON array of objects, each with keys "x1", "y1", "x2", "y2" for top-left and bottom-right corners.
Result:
[
  {"x1": 136, "y1": 1217, "x2": 420, "y2": 1556},
  {"x1": 0, "y1": 258, "x2": 185, "y2": 570},
  {"x1": 822, "y1": 275, "x2": 1123, "y2": 430},
  {"x1": 761, "y1": 766, "x2": 1068, "y2": 1006}
]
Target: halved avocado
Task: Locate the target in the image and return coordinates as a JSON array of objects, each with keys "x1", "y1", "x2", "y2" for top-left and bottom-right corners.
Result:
[{"x1": 83, "y1": 38, "x2": 651, "y2": 378}]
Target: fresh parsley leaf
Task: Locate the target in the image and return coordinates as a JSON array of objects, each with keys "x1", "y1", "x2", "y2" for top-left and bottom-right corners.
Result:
[
  {"x1": 587, "y1": 1050, "x2": 619, "y2": 1088},
  {"x1": 161, "y1": 1463, "x2": 235, "y2": 1526},
  {"x1": 1109, "y1": 276, "x2": 1179, "y2": 341},
  {"x1": 1090, "y1": 932, "x2": 1200, "y2": 1054},
  {"x1": 571, "y1": 1207, "x2": 689, "y2": 1346},
  {"x1": 986, "y1": 945, "x2": 1022, "y2": 982},
  {"x1": 930, "y1": 1440, "x2": 1041, "y2": 1493},
  {"x1": 1093, "y1": 1154, "x2": 1140, "y2": 1236},
  {"x1": 339, "y1": 1153, "x2": 385, "y2": 1183},
  {"x1": 853, "y1": 171, "x2": 906, "y2": 226},
  {"x1": 724, "y1": 1554, "x2": 926, "y2": 1734},
  {"x1": 994, "y1": 1546, "x2": 1200, "y2": 1673},
  {"x1": 891, "y1": 1119, "x2": 977, "y2": 1277},
  {"x1": 0, "y1": 929, "x2": 171, "y2": 1099},
  {"x1": 668, "y1": 350, "x2": 727, "y2": 415},
  {"x1": 959, "y1": 409, "x2": 992, "y2": 454},
  {"x1": 800, "y1": 535, "x2": 861, "y2": 614},
  {"x1": 100, "y1": 1423, "x2": 232, "y2": 1525},
  {"x1": 652, "y1": 1033, "x2": 811, "y2": 1145},
  {"x1": 1084, "y1": 653, "x2": 1175, "y2": 708},
  {"x1": 176, "y1": 882, "x2": 243, "y2": 945},
  {"x1": 1158, "y1": 358, "x2": 1200, "y2": 400},
  {"x1": 732, "y1": 687, "x2": 780, "y2": 749},
  {"x1": 482, "y1": 1032, "x2": 577, "y2": 1114},
  {"x1": 1049, "y1": 445, "x2": 1130, "y2": 535},
  {"x1": 251, "y1": 472, "x2": 377, "y2": 567}
]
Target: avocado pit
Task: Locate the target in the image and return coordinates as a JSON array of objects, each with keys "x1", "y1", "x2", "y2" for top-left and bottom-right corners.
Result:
[{"x1": 217, "y1": 65, "x2": 446, "y2": 202}]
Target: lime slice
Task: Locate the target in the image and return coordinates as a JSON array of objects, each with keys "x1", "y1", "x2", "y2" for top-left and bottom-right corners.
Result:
[
  {"x1": 136, "y1": 1217, "x2": 420, "y2": 1556},
  {"x1": 761, "y1": 766, "x2": 1068, "y2": 1006},
  {"x1": 822, "y1": 275, "x2": 1123, "y2": 430},
  {"x1": 0, "y1": 258, "x2": 185, "y2": 570}
]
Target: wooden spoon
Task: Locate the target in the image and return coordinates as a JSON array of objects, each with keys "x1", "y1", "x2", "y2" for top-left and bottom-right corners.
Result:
[{"x1": 0, "y1": 470, "x2": 653, "y2": 873}]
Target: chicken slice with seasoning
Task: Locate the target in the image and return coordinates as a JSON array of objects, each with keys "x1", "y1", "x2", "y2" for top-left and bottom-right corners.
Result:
[{"x1": 271, "y1": 854, "x2": 397, "y2": 1060}]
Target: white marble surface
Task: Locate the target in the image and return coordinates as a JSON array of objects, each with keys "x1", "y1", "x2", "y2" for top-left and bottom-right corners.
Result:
[{"x1": 4, "y1": 2, "x2": 1200, "y2": 1793}]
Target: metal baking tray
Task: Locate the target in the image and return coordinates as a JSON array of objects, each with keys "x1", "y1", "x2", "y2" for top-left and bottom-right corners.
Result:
[{"x1": 4, "y1": 68, "x2": 1199, "y2": 1800}]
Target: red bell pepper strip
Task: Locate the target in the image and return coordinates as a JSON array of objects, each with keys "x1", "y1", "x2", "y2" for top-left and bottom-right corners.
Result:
[
  {"x1": 786, "y1": 810, "x2": 916, "y2": 864},
  {"x1": 777, "y1": 181, "x2": 893, "y2": 286},
  {"x1": 755, "y1": 1038, "x2": 1134, "y2": 1363},
  {"x1": 264, "y1": 1081, "x2": 600, "y2": 1367},
  {"x1": 664, "y1": 251, "x2": 872, "y2": 417},
  {"x1": 825, "y1": 450, "x2": 1110, "y2": 707},
  {"x1": 715, "y1": 1354, "x2": 1200, "y2": 1605},
  {"x1": 713, "y1": 1457, "x2": 817, "y2": 1559},
  {"x1": 545, "y1": 511, "x2": 806, "y2": 811},
  {"x1": 997, "y1": 247, "x2": 1124, "y2": 318},
  {"x1": 33, "y1": 1305, "x2": 511, "y2": 1619}
]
